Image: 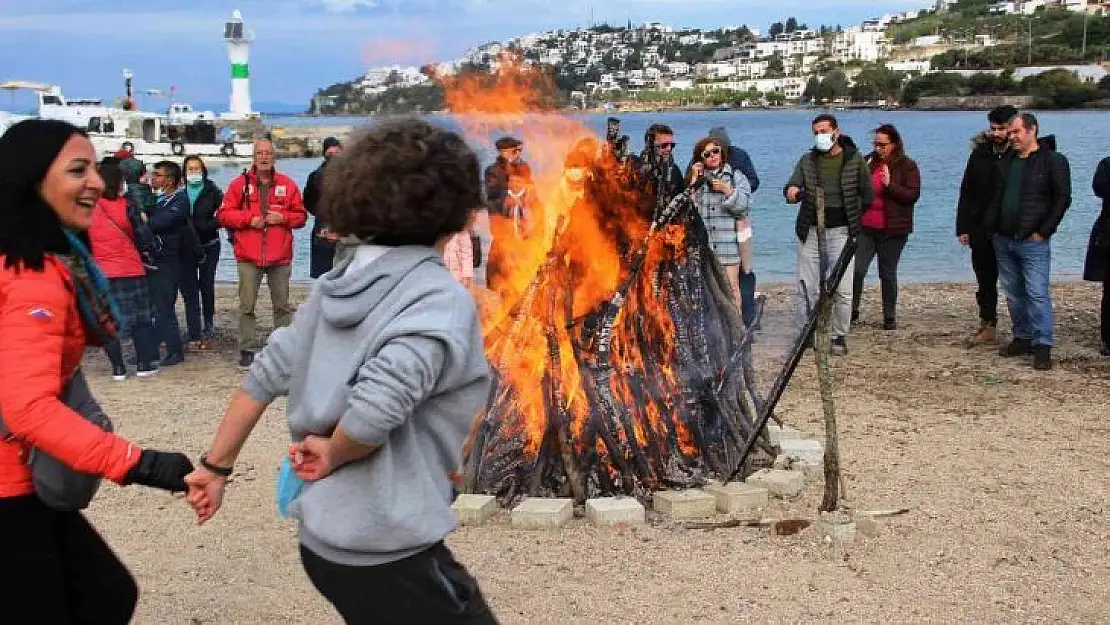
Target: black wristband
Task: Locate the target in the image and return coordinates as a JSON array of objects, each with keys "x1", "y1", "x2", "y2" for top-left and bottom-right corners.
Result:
[{"x1": 199, "y1": 454, "x2": 233, "y2": 477}]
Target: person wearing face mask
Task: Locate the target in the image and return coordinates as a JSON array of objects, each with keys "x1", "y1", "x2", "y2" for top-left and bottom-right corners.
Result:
[
  {"x1": 305, "y1": 137, "x2": 342, "y2": 278},
  {"x1": 955, "y1": 105, "x2": 1018, "y2": 346},
  {"x1": 0, "y1": 120, "x2": 194, "y2": 622},
  {"x1": 851, "y1": 124, "x2": 921, "y2": 331},
  {"x1": 182, "y1": 156, "x2": 223, "y2": 347},
  {"x1": 148, "y1": 161, "x2": 191, "y2": 366},
  {"x1": 784, "y1": 114, "x2": 875, "y2": 356},
  {"x1": 688, "y1": 137, "x2": 752, "y2": 309}
]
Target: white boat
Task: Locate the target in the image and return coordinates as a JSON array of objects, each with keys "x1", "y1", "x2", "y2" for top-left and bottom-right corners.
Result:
[
  {"x1": 0, "y1": 81, "x2": 253, "y2": 162},
  {"x1": 0, "y1": 110, "x2": 34, "y2": 135}
]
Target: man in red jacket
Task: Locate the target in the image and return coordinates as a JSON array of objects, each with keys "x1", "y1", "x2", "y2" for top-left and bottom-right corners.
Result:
[{"x1": 217, "y1": 139, "x2": 307, "y2": 367}]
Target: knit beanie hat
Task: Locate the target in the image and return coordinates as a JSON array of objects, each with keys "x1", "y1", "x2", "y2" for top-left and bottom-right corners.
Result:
[{"x1": 0, "y1": 119, "x2": 87, "y2": 269}]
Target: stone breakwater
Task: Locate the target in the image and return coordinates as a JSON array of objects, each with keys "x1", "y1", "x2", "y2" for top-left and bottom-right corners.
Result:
[{"x1": 266, "y1": 124, "x2": 359, "y2": 158}]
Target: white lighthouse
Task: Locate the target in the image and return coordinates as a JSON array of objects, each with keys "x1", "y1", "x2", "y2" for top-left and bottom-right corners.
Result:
[{"x1": 224, "y1": 9, "x2": 254, "y2": 119}]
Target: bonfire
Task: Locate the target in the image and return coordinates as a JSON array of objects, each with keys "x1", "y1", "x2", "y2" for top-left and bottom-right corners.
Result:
[{"x1": 444, "y1": 56, "x2": 778, "y2": 505}]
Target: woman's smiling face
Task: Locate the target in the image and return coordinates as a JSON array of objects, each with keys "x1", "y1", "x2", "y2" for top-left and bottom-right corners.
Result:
[{"x1": 38, "y1": 135, "x2": 104, "y2": 231}]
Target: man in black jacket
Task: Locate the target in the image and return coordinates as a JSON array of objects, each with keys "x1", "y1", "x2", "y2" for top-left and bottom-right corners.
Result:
[
  {"x1": 305, "y1": 137, "x2": 341, "y2": 278},
  {"x1": 987, "y1": 113, "x2": 1071, "y2": 371},
  {"x1": 956, "y1": 105, "x2": 1017, "y2": 346}
]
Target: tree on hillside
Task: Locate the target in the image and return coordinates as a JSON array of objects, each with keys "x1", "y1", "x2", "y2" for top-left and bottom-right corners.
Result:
[
  {"x1": 803, "y1": 76, "x2": 822, "y2": 101},
  {"x1": 819, "y1": 69, "x2": 851, "y2": 101},
  {"x1": 1022, "y1": 69, "x2": 1098, "y2": 108},
  {"x1": 766, "y1": 53, "x2": 786, "y2": 78},
  {"x1": 849, "y1": 66, "x2": 905, "y2": 102},
  {"x1": 900, "y1": 72, "x2": 965, "y2": 106},
  {"x1": 770, "y1": 22, "x2": 785, "y2": 38}
]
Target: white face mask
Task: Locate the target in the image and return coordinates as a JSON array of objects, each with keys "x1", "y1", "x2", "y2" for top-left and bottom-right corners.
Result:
[
  {"x1": 564, "y1": 168, "x2": 586, "y2": 184},
  {"x1": 814, "y1": 133, "x2": 836, "y2": 152},
  {"x1": 186, "y1": 173, "x2": 204, "y2": 185}
]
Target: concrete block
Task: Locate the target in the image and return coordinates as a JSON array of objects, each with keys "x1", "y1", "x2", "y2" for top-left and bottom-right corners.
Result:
[
  {"x1": 765, "y1": 424, "x2": 806, "y2": 446},
  {"x1": 585, "y1": 497, "x2": 646, "y2": 527},
  {"x1": 452, "y1": 494, "x2": 498, "y2": 526},
  {"x1": 745, "y1": 469, "x2": 806, "y2": 499},
  {"x1": 780, "y1": 438, "x2": 824, "y2": 463},
  {"x1": 652, "y1": 489, "x2": 717, "y2": 519},
  {"x1": 817, "y1": 518, "x2": 857, "y2": 542},
  {"x1": 702, "y1": 482, "x2": 769, "y2": 513},
  {"x1": 511, "y1": 498, "x2": 573, "y2": 530}
]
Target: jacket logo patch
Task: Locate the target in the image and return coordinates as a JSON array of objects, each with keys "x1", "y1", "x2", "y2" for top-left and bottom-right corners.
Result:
[
  {"x1": 275, "y1": 186, "x2": 287, "y2": 197},
  {"x1": 29, "y1": 308, "x2": 54, "y2": 321}
]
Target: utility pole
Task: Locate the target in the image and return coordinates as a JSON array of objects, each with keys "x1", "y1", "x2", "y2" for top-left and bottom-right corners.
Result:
[
  {"x1": 1082, "y1": 8, "x2": 1090, "y2": 61},
  {"x1": 1027, "y1": 16, "x2": 1033, "y2": 66}
]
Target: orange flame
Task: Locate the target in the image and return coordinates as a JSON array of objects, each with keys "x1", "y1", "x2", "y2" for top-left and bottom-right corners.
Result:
[{"x1": 445, "y1": 56, "x2": 700, "y2": 476}]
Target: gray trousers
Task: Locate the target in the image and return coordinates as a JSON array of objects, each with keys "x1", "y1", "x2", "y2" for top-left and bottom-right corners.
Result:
[
  {"x1": 237, "y1": 262, "x2": 292, "y2": 352},
  {"x1": 796, "y1": 226, "x2": 855, "y2": 339}
]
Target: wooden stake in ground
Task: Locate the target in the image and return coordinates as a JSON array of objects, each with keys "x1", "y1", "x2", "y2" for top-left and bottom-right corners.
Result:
[{"x1": 812, "y1": 187, "x2": 843, "y2": 513}]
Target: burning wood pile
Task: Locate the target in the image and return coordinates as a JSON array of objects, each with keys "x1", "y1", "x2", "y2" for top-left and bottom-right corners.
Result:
[{"x1": 445, "y1": 59, "x2": 777, "y2": 505}]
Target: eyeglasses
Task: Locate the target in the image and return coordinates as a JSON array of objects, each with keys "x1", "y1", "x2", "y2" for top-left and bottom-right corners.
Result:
[
  {"x1": 702, "y1": 147, "x2": 721, "y2": 159},
  {"x1": 873, "y1": 141, "x2": 892, "y2": 148},
  {"x1": 656, "y1": 142, "x2": 676, "y2": 150}
]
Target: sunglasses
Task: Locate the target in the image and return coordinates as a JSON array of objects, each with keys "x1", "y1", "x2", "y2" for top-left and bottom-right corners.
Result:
[
  {"x1": 702, "y1": 147, "x2": 721, "y2": 159},
  {"x1": 874, "y1": 141, "x2": 892, "y2": 147},
  {"x1": 656, "y1": 142, "x2": 676, "y2": 150}
]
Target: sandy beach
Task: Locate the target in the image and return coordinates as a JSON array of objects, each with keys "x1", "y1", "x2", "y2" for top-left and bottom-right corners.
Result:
[{"x1": 81, "y1": 281, "x2": 1109, "y2": 624}]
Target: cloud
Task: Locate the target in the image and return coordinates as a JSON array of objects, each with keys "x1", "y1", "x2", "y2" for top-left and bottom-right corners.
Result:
[{"x1": 317, "y1": 0, "x2": 380, "y2": 12}]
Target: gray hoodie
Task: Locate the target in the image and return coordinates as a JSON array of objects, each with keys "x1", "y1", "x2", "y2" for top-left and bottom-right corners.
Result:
[{"x1": 242, "y1": 244, "x2": 491, "y2": 566}]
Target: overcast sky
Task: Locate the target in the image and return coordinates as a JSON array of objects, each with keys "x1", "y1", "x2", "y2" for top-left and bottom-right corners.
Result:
[{"x1": 0, "y1": 0, "x2": 928, "y2": 110}]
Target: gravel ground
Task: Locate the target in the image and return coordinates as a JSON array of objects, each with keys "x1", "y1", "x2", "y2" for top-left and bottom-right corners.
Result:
[{"x1": 82, "y1": 281, "x2": 1110, "y2": 624}]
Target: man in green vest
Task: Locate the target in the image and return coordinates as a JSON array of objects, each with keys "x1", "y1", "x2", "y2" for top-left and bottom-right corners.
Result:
[{"x1": 784, "y1": 114, "x2": 875, "y2": 355}]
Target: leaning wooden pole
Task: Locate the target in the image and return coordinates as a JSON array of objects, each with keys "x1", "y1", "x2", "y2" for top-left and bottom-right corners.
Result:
[{"x1": 813, "y1": 187, "x2": 842, "y2": 513}]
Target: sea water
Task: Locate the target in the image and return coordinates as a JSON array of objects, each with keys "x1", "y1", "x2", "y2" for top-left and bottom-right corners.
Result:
[{"x1": 203, "y1": 109, "x2": 1109, "y2": 284}]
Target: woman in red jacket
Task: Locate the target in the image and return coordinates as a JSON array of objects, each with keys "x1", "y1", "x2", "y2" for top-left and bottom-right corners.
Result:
[
  {"x1": 0, "y1": 119, "x2": 194, "y2": 623},
  {"x1": 89, "y1": 158, "x2": 160, "y2": 380},
  {"x1": 851, "y1": 123, "x2": 922, "y2": 330}
]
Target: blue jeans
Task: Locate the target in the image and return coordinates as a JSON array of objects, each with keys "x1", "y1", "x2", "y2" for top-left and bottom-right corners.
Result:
[
  {"x1": 993, "y1": 235, "x2": 1054, "y2": 346},
  {"x1": 150, "y1": 256, "x2": 185, "y2": 357}
]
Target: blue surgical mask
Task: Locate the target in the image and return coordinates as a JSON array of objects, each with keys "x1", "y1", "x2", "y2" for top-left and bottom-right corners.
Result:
[
  {"x1": 186, "y1": 173, "x2": 204, "y2": 186},
  {"x1": 814, "y1": 133, "x2": 836, "y2": 152}
]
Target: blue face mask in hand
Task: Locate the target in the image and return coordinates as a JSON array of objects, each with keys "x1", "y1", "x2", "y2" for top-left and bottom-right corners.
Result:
[{"x1": 276, "y1": 457, "x2": 305, "y2": 518}]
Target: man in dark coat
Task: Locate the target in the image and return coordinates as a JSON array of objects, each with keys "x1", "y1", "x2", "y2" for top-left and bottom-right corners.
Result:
[
  {"x1": 956, "y1": 105, "x2": 1017, "y2": 346},
  {"x1": 305, "y1": 136, "x2": 342, "y2": 278},
  {"x1": 986, "y1": 113, "x2": 1071, "y2": 371},
  {"x1": 1083, "y1": 156, "x2": 1110, "y2": 356}
]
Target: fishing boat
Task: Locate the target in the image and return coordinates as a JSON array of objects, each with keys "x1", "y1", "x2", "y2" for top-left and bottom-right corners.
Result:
[{"x1": 0, "y1": 80, "x2": 253, "y2": 162}]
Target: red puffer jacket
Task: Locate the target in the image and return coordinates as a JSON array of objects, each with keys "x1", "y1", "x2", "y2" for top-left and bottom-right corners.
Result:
[
  {"x1": 0, "y1": 255, "x2": 141, "y2": 498},
  {"x1": 217, "y1": 169, "x2": 307, "y2": 267},
  {"x1": 88, "y1": 197, "x2": 145, "y2": 279}
]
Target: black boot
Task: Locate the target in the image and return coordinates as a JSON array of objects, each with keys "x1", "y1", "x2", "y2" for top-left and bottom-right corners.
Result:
[
  {"x1": 1032, "y1": 345, "x2": 1053, "y2": 371},
  {"x1": 105, "y1": 341, "x2": 127, "y2": 381},
  {"x1": 999, "y1": 338, "x2": 1033, "y2": 357}
]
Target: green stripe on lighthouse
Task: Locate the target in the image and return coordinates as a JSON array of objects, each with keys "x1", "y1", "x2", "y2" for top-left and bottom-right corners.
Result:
[{"x1": 231, "y1": 63, "x2": 249, "y2": 79}]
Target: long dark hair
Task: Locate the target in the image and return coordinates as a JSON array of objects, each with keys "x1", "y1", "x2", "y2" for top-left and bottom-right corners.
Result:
[
  {"x1": 873, "y1": 123, "x2": 905, "y2": 161},
  {"x1": 98, "y1": 157, "x2": 125, "y2": 200},
  {"x1": 0, "y1": 119, "x2": 89, "y2": 272}
]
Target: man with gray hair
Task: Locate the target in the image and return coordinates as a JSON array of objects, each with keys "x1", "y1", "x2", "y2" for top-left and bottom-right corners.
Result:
[
  {"x1": 985, "y1": 113, "x2": 1071, "y2": 371},
  {"x1": 217, "y1": 139, "x2": 307, "y2": 368}
]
